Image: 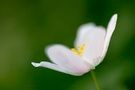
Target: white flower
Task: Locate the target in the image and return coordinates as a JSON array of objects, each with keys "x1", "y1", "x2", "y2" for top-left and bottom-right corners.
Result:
[{"x1": 31, "y1": 14, "x2": 118, "y2": 76}]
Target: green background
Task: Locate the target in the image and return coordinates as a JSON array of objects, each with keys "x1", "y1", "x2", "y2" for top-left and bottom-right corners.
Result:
[{"x1": 0, "y1": 0, "x2": 135, "y2": 90}]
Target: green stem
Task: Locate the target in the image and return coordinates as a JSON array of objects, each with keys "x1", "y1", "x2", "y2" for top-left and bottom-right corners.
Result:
[{"x1": 91, "y1": 70, "x2": 101, "y2": 90}]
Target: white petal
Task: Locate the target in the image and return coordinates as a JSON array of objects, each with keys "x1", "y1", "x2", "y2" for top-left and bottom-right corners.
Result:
[
  {"x1": 74, "y1": 23, "x2": 96, "y2": 46},
  {"x1": 74, "y1": 24, "x2": 106, "y2": 66},
  {"x1": 45, "y1": 44, "x2": 94, "y2": 75},
  {"x1": 31, "y1": 62, "x2": 67, "y2": 72},
  {"x1": 100, "y1": 14, "x2": 118, "y2": 61},
  {"x1": 31, "y1": 62, "x2": 81, "y2": 75}
]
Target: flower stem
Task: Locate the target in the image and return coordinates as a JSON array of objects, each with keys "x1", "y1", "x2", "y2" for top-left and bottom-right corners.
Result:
[{"x1": 91, "y1": 70, "x2": 101, "y2": 90}]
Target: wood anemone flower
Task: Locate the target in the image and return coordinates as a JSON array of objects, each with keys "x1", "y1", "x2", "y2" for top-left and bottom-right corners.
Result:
[{"x1": 31, "y1": 14, "x2": 118, "y2": 76}]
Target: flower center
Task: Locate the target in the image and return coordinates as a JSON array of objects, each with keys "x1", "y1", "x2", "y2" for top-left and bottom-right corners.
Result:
[{"x1": 71, "y1": 44, "x2": 85, "y2": 55}]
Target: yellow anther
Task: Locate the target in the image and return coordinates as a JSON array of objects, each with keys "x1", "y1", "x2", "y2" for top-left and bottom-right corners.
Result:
[{"x1": 71, "y1": 44, "x2": 85, "y2": 55}]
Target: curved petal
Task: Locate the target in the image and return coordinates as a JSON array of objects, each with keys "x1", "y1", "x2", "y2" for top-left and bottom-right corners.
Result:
[
  {"x1": 74, "y1": 25, "x2": 106, "y2": 66},
  {"x1": 45, "y1": 44, "x2": 94, "y2": 75},
  {"x1": 31, "y1": 61, "x2": 82, "y2": 75},
  {"x1": 100, "y1": 14, "x2": 118, "y2": 62},
  {"x1": 31, "y1": 62, "x2": 67, "y2": 73},
  {"x1": 74, "y1": 23, "x2": 96, "y2": 47}
]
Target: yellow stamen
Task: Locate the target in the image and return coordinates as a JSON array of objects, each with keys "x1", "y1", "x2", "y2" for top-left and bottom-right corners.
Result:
[{"x1": 71, "y1": 44, "x2": 85, "y2": 55}]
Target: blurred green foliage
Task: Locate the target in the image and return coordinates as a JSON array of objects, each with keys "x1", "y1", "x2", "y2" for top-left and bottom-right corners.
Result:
[{"x1": 0, "y1": 0, "x2": 135, "y2": 90}]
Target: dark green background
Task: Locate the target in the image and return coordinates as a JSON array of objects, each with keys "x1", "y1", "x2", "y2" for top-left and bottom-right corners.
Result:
[{"x1": 0, "y1": 0, "x2": 135, "y2": 90}]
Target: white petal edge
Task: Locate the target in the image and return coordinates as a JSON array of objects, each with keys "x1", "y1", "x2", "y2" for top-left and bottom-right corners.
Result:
[
  {"x1": 100, "y1": 14, "x2": 118, "y2": 61},
  {"x1": 31, "y1": 62, "x2": 83, "y2": 76},
  {"x1": 31, "y1": 62, "x2": 66, "y2": 72},
  {"x1": 45, "y1": 44, "x2": 94, "y2": 75},
  {"x1": 74, "y1": 23, "x2": 96, "y2": 47}
]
